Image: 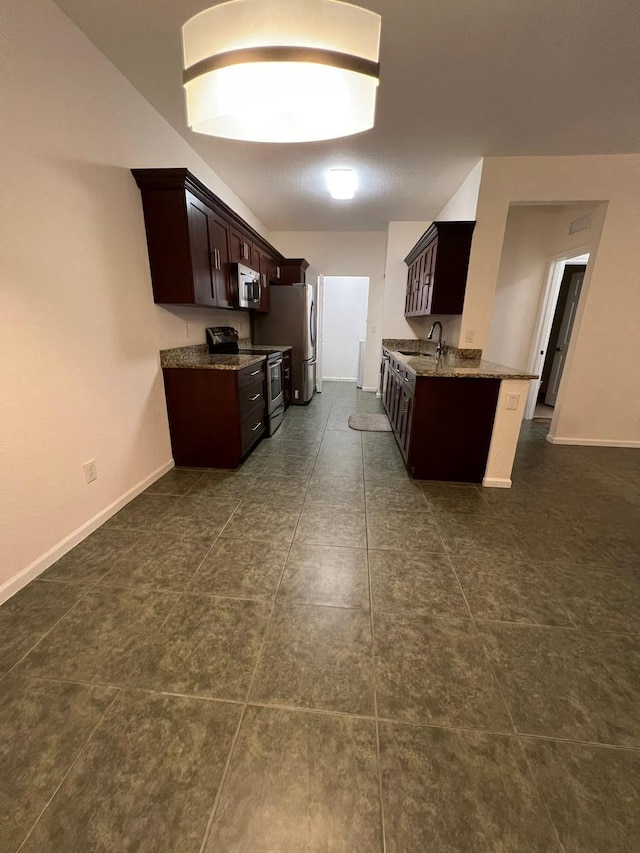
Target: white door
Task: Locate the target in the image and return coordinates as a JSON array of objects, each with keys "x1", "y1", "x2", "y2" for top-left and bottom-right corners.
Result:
[
  {"x1": 545, "y1": 268, "x2": 584, "y2": 406},
  {"x1": 321, "y1": 276, "x2": 369, "y2": 381}
]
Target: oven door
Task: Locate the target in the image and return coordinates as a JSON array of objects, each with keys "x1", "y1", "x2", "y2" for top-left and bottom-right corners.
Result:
[{"x1": 267, "y1": 357, "x2": 284, "y2": 413}]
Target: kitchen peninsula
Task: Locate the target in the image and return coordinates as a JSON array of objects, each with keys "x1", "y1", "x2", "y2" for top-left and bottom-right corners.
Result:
[{"x1": 381, "y1": 339, "x2": 537, "y2": 486}]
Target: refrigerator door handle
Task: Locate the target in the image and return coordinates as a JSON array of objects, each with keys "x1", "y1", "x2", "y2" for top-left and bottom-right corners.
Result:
[{"x1": 310, "y1": 300, "x2": 316, "y2": 348}]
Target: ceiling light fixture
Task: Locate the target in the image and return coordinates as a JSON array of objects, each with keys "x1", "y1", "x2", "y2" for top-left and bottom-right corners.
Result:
[
  {"x1": 327, "y1": 168, "x2": 357, "y2": 199},
  {"x1": 182, "y1": 0, "x2": 381, "y2": 143}
]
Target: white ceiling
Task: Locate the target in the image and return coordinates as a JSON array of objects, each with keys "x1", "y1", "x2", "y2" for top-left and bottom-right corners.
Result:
[{"x1": 53, "y1": 0, "x2": 638, "y2": 231}]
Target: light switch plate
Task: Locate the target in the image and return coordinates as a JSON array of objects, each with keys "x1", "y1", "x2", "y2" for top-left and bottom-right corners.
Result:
[{"x1": 505, "y1": 393, "x2": 520, "y2": 411}]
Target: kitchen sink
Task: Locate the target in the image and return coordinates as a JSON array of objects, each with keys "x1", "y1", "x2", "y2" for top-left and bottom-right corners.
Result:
[{"x1": 398, "y1": 350, "x2": 435, "y2": 357}]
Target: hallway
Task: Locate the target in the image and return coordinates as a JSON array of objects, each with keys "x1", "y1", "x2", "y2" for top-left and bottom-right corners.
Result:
[{"x1": 1, "y1": 382, "x2": 639, "y2": 851}]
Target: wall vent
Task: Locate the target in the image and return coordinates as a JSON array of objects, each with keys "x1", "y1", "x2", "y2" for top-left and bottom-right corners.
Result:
[{"x1": 569, "y1": 214, "x2": 592, "y2": 235}]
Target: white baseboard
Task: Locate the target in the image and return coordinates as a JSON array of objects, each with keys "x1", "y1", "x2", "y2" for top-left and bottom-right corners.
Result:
[
  {"x1": 546, "y1": 435, "x2": 640, "y2": 448},
  {"x1": 361, "y1": 386, "x2": 378, "y2": 393},
  {"x1": 482, "y1": 477, "x2": 512, "y2": 489},
  {"x1": 0, "y1": 459, "x2": 175, "y2": 605},
  {"x1": 322, "y1": 376, "x2": 357, "y2": 382}
]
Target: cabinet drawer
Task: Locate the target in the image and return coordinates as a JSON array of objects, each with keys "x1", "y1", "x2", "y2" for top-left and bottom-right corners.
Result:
[
  {"x1": 241, "y1": 409, "x2": 265, "y2": 453},
  {"x1": 239, "y1": 377, "x2": 265, "y2": 418},
  {"x1": 238, "y1": 361, "x2": 265, "y2": 388}
]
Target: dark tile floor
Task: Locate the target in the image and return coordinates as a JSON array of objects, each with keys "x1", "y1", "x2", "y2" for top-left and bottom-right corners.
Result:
[{"x1": 1, "y1": 382, "x2": 639, "y2": 852}]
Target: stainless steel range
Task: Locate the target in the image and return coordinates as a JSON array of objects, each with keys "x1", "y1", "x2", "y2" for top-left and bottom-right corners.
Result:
[{"x1": 206, "y1": 327, "x2": 285, "y2": 436}]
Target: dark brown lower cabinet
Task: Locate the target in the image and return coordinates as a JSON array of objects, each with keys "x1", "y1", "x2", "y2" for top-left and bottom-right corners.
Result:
[
  {"x1": 382, "y1": 355, "x2": 500, "y2": 483},
  {"x1": 162, "y1": 362, "x2": 266, "y2": 468}
]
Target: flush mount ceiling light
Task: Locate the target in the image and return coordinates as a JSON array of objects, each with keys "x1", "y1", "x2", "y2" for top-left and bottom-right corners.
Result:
[
  {"x1": 327, "y1": 168, "x2": 357, "y2": 199},
  {"x1": 182, "y1": 0, "x2": 381, "y2": 143}
]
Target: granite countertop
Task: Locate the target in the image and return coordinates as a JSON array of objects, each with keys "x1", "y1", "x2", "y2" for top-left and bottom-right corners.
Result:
[
  {"x1": 160, "y1": 344, "x2": 266, "y2": 371},
  {"x1": 383, "y1": 344, "x2": 538, "y2": 380}
]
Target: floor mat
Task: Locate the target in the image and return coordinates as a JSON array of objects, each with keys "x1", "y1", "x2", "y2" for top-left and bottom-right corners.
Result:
[{"x1": 348, "y1": 413, "x2": 392, "y2": 432}]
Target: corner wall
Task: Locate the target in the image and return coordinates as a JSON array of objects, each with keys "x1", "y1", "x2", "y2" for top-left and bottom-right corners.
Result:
[
  {"x1": 429, "y1": 160, "x2": 484, "y2": 346},
  {"x1": 0, "y1": 0, "x2": 269, "y2": 595},
  {"x1": 268, "y1": 231, "x2": 388, "y2": 390},
  {"x1": 484, "y1": 203, "x2": 601, "y2": 370},
  {"x1": 462, "y1": 155, "x2": 640, "y2": 445},
  {"x1": 380, "y1": 222, "x2": 430, "y2": 340}
]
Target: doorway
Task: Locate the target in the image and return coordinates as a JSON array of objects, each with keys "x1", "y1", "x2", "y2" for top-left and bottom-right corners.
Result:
[
  {"x1": 524, "y1": 253, "x2": 589, "y2": 422},
  {"x1": 318, "y1": 275, "x2": 369, "y2": 388}
]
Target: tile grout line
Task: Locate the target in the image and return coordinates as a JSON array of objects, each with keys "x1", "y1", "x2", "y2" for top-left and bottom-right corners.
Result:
[
  {"x1": 196, "y1": 407, "x2": 324, "y2": 853},
  {"x1": 362, "y1": 421, "x2": 389, "y2": 853},
  {"x1": 13, "y1": 670, "x2": 640, "y2": 754},
  {"x1": 431, "y1": 514, "x2": 567, "y2": 853},
  {"x1": 1, "y1": 531, "x2": 146, "y2": 682},
  {"x1": 196, "y1": 704, "x2": 247, "y2": 853},
  {"x1": 15, "y1": 687, "x2": 123, "y2": 853}
]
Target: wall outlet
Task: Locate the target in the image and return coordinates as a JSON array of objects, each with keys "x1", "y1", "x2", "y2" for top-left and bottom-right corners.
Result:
[
  {"x1": 505, "y1": 394, "x2": 520, "y2": 411},
  {"x1": 294, "y1": 390, "x2": 299, "y2": 399},
  {"x1": 84, "y1": 459, "x2": 97, "y2": 483},
  {"x1": 185, "y1": 322, "x2": 190, "y2": 338},
  {"x1": 465, "y1": 329, "x2": 476, "y2": 343},
  {"x1": 371, "y1": 326, "x2": 377, "y2": 334}
]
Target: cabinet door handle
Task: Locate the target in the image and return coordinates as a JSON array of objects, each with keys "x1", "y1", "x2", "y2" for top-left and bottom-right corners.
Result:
[
  {"x1": 249, "y1": 393, "x2": 261, "y2": 401},
  {"x1": 250, "y1": 370, "x2": 261, "y2": 376},
  {"x1": 251, "y1": 421, "x2": 262, "y2": 432},
  {"x1": 276, "y1": 265, "x2": 281, "y2": 278}
]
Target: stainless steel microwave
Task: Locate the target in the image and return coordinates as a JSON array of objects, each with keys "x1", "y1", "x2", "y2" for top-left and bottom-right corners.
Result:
[{"x1": 235, "y1": 263, "x2": 261, "y2": 310}]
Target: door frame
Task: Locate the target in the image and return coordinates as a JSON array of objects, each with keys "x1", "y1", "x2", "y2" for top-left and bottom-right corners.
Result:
[
  {"x1": 318, "y1": 274, "x2": 370, "y2": 385},
  {"x1": 523, "y1": 250, "x2": 590, "y2": 421},
  {"x1": 315, "y1": 275, "x2": 324, "y2": 392}
]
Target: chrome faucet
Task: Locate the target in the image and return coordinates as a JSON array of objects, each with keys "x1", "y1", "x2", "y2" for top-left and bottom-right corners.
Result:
[{"x1": 427, "y1": 321, "x2": 445, "y2": 357}]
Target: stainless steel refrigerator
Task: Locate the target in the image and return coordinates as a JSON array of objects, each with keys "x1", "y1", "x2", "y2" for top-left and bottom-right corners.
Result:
[{"x1": 253, "y1": 284, "x2": 316, "y2": 404}]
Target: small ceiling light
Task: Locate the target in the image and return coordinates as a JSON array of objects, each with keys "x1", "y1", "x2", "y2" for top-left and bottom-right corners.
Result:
[
  {"x1": 327, "y1": 169, "x2": 357, "y2": 199},
  {"x1": 182, "y1": 0, "x2": 381, "y2": 143}
]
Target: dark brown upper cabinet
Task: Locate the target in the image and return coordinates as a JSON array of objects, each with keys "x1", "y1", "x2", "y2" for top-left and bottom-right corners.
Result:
[
  {"x1": 404, "y1": 221, "x2": 476, "y2": 317},
  {"x1": 132, "y1": 168, "x2": 306, "y2": 310},
  {"x1": 228, "y1": 225, "x2": 254, "y2": 268},
  {"x1": 279, "y1": 259, "x2": 309, "y2": 285},
  {"x1": 185, "y1": 193, "x2": 233, "y2": 309},
  {"x1": 269, "y1": 258, "x2": 283, "y2": 284},
  {"x1": 252, "y1": 245, "x2": 271, "y2": 313}
]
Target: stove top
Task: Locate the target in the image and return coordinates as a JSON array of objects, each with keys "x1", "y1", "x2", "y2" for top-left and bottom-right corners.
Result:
[{"x1": 237, "y1": 348, "x2": 276, "y2": 356}]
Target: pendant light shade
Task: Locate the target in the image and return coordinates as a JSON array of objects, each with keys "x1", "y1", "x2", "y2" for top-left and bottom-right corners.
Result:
[{"x1": 182, "y1": 0, "x2": 381, "y2": 143}]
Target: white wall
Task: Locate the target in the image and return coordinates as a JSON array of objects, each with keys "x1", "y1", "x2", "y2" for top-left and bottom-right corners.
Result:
[
  {"x1": 461, "y1": 155, "x2": 640, "y2": 446},
  {"x1": 0, "y1": 0, "x2": 269, "y2": 595},
  {"x1": 484, "y1": 207, "x2": 556, "y2": 368},
  {"x1": 269, "y1": 231, "x2": 388, "y2": 390},
  {"x1": 380, "y1": 221, "x2": 429, "y2": 340},
  {"x1": 484, "y1": 203, "x2": 600, "y2": 369},
  {"x1": 430, "y1": 160, "x2": 484, "y2": 347},
  {"x1": 321, "y1": 276, "x2": 369, "y2": 380},
  {"x1": 435, "y1": 160, "x2": 483, "y2": 222}
]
